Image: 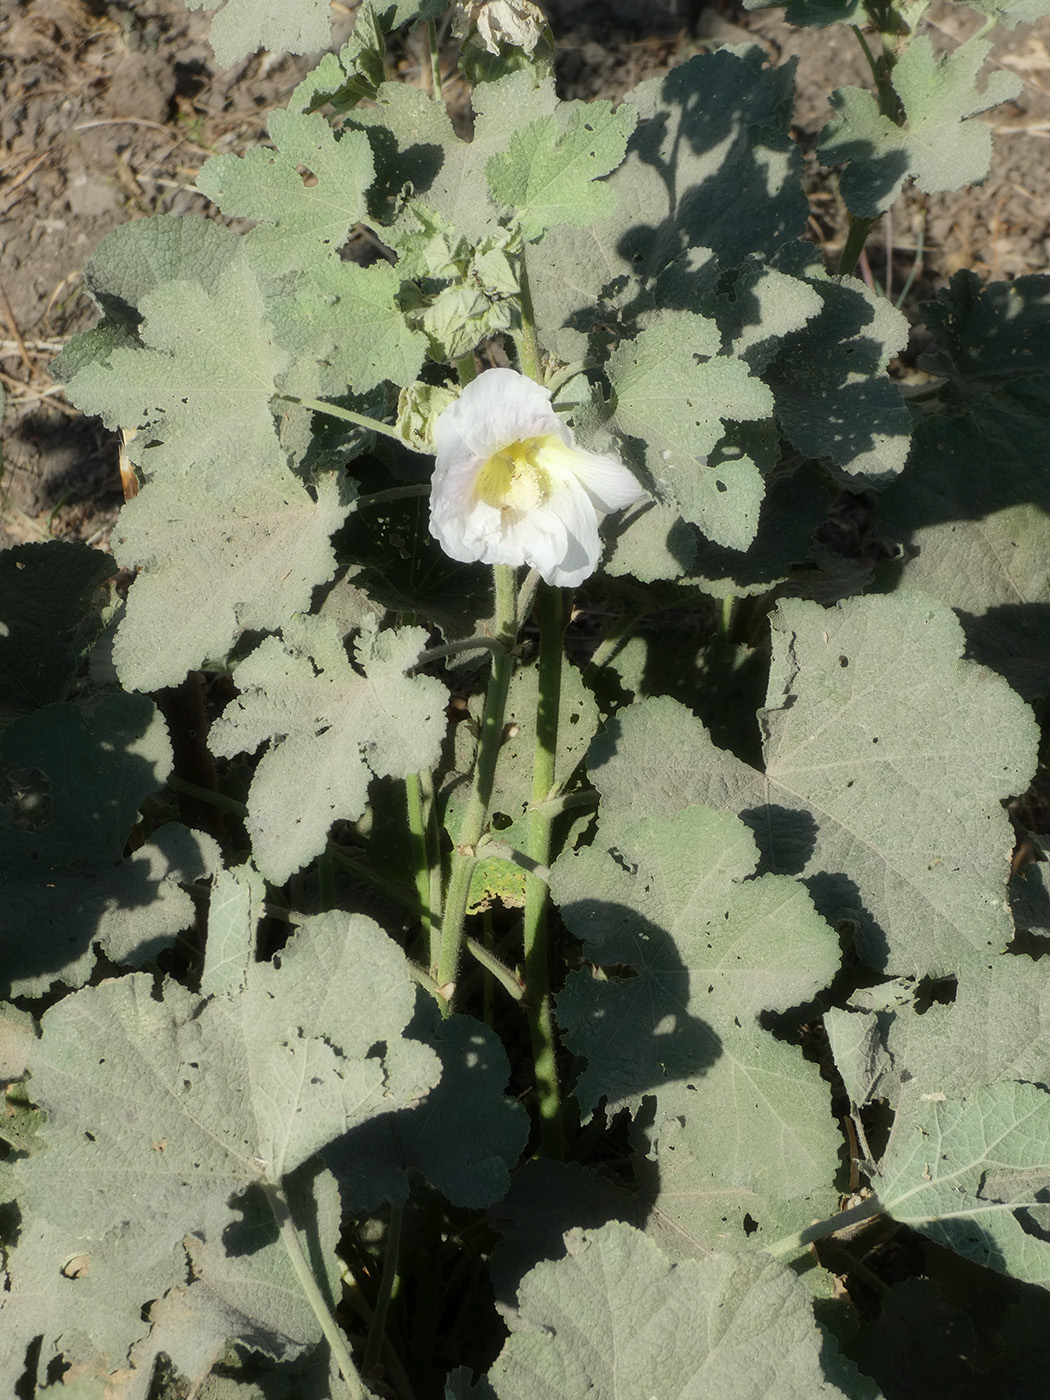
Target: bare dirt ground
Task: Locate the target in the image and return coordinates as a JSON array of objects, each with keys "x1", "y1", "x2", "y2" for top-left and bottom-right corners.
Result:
[{"x1": 1, "y1": 0, "x2": 1048, "y2": 551}]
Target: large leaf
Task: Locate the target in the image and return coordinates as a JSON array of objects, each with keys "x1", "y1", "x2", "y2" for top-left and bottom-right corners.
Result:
[
  {"x1": 331, "y1": 1006, "x2": 528, "y2": 1211},
  {"x1": 196, "y1": 108, "x2": 425, "y2": 395},
  {"x1": 829, "y1": 951, "x2": 1050, "y2": 1117},
  {"x1": 551, "y1": 804, "x2": 840, "y2": 1247},
  {"x1": 529, "y1": 50, "x2": 808, "y2": 363},
  {"x1": 763, "y1": 250, "x2": 911, "y2": 482},
  {"x1": 587, "y1": 591, "x2": 1037, "y2": 979},
  {"x1": 112, "y1": 471, "x2": 350, "y2": 693},
  {"x1": 818, "y1": 37, "x2": 1023, "y2": 218},
  {"x1": 196, "y1": 110, "x2": 373, "y2": 274},
  {"x1": 50, "y1": 216, "x2": 242, "y2": 380},
  {"x1": 349, "y1": 71, "x2": 559, "y2": 241},
  {"x1": 486, "y1": 99, "x2": 637, "y2": 241},
  {"x1": 0, "y1": 1204, "x2": 187, "y2": 1392},
  {"x1": 0, "y1": 695, "x2": 219, "y2": 997},
  {"x1": 265, "y1": 255, "x2": 426, "y2": 399},
  {"x1": 208, "y1": 616, "x2": 446, "y2": 883},
  {"x1": 426, "y1": 71, "x2": 559, "y2": 242},
  {"x1": 11, "y1": 915, "x2": 434, "y2": 1383},
  {"x1": 0, "y1": 1171, "x2": 342, "y2": 1393},
  {"x1": 608, "y1": 312, "x2": 775, "y2": 552},
  {"x1": 876, "y1": 1081, "x2": 1050, "y2": 1286},
  {"x1": 16, "y1": 912, "x2": 438, "y2": 1267},
  {"x1": 635, "y1": 1045, "x2": 840, "y2": 1253},
  {"x1": 182, "y1": 0, "x2": 335, "y2": 67},
  {"x1": 0, "y1": 542, "x2": 115, "y2": 717},
  {"x1": 958, "y1": 0, "x2": 1050, "y2": 23},
  {"x1": 67, "y1": 255, "x2": 289, "y2": 484},
  {"x1": 879, "y1": 271, "x2": 1050, "y2": 701},
  {"x1": 483, "y1": 1222, "x2": 853, "y2": 1399}
]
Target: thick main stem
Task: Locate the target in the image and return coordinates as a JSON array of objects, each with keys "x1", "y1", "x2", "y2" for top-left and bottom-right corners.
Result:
[
  {"x1": 522, "y1": 581, "x2": 565, "y2": 1156},
  {"x1": 435, "y1": 563, "x2": 519, "y2": 998},
  {"x1": 515, "y1": 250, "x2": 544, "y2": 384}
]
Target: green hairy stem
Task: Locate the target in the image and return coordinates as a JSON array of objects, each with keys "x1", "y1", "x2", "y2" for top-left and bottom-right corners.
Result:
[{"x1": 435, "y1": 563, "x2": 519, "y2": 998}]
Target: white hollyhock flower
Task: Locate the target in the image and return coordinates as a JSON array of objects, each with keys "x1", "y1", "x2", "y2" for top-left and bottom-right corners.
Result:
[{"x1": 430, "y1": 368, "x2": 646, "y2": 588}]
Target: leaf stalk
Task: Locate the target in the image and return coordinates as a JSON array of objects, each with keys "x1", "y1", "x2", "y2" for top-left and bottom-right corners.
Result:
[
  {"x1": 263, "y1": 1181, "x2": 367, "y2": 1400},
  {"x1": 278, "y1": 395, "x2": 405, "y2": 443}
]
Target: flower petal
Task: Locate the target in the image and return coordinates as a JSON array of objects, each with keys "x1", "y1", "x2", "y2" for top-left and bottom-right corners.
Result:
[
  {"x1": 518, "y1": 474, "x2": 603, "y2": 586},
  {"x1": 560, "y1": 446, "x2": 647, "y2": 514},
  {"x1": 434, "y1": 367, "x2": 567, "y2": 464},
  {"x1": 429, "y1": 367, "x2": 647, "y2": 587}
]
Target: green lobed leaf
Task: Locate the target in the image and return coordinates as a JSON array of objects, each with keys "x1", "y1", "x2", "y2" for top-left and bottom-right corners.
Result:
[
  {"x1": 11, "y1": 915, "x2": 436, "y2": 1382},
  {"x1": 587, "y1": 591, "x2": 1037, "y2": 980},
  {"x1": 486, "y1": 99, "x2": 637, "y2": 241},
  {"x1": 0, "y1": 1003, "x2": 34, "y2": 1083},
  {"x1": 0, "y1": 695, "x2": 220, "y2": 997},
  {"x1": 331, "y1": 1005, "x2": 529, "y2": 1211},
  {"x1": 483, "y1": 1221, "x2": 853, "y2": 1398},
  {"x1": 957, "y1": 0, "x2": 1050, "y2": 24},
  {"x1": 0, "y1": 542, "x2": 115, "y2": 717},
  {"x1": 51, "y1": 216, "x2": 243, "y2": 381},
  {"x1": 266, "y1": 254, "x2": 426, "y2": 399},
  {"x1": 879, "y1": 271, "x2": 1050, "y2": 701},
  {"x1": 66, "y1": 254, "x2": 289, "y2": 484},
  {"x1": 831, "y1": 952, "x2": 1050, "y2": 1119},
  {"x1": 208, "y1": 616, "x2": 447, "y2": 883},
  {"x1": 608, "y1": 311, "x2": 775, "y2": 552},
  {"x1": 635, "y1": 1043, "x2": 841, "y2": 1253},
  {"x1": 17, "y1": 911, "x2": 438, "y2": 1244},
  {"x1": 182, "y1": 0, "x2": 335, "y2": 68},
  {"x1": 201, "y1": 862, "x2": 267, "y2": 999},
  {"x1": 174, "y1": 1167, "x2": 343, "y2": 1368},
  {"x1": 192, "y1": 108, "x2": 425, "y2": 398},
  {"x1": 877, "y1": 1081, "x2": 1050, "y2": 1285},
  {"x1": 528, "y1": 50, "x2": 808, "y2": 364},
  {"x1": 683, "y1": 460, "x2": 840, "y2": 600},
  {"x1": 0, "y1": 1203, "x2": 189, "y2": 1392},
  {"x1": 425, "y1": 71, "x2": 559, "y2": 242},
  {"x1": 747, "y1": 591, "x2": 1034, "y2": 976},
  {"x1": 601, "y1": 497, "x2": 699, "y2": 583},
  {"x1": 552, "y1": 805, "x2": 839, "y2": 1112},
  {"x1": 818, "y1": 37, "x2": 1023, "y2": 219},
  {"x1": 763, "y1": 248, "x2": 911, "y2": 481},
  {"x1": 551, "y1": 804, "x2": 841, "y2": 1246},
  {"x1": 715, "y1": 259, "x2": 826, "y2": 374},
  {"x1": 112, "y1": 471, "x2": 350, "y2": 693},
  {"x1": 197, "y1": 110, "x2": 373, "y2": 275},
  {"x1": 339, "y1": 79, "x2": 458, "y2": 224}
]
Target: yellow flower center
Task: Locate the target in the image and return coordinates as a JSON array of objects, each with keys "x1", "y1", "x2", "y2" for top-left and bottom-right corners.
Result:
[{"x1": 474, "y1": 434, "x2": 566, "y2": 514}]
